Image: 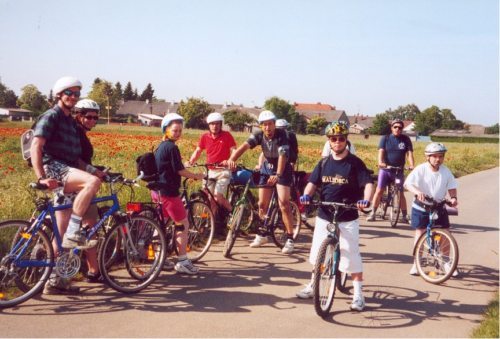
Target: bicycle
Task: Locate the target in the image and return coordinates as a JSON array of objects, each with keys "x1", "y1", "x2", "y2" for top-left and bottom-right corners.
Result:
[
  {"x1": 376, "y1": 165, "x2": 406, "y2": 227},
  {"x1": 413, "y1": 196, "x2": 459, "y2": 284},
  {"x1": 0, "y1": 172, "x2": 166, "y2": 308},
  {"x1": 311, "y1": 200, "x2": 367, "y2": 318},
  {"x1": 223, "y1": 165, "x2": 301, "y2": 258},
  {"x1": 127, "y1": 176, "x2": 215, "y2": 263}
]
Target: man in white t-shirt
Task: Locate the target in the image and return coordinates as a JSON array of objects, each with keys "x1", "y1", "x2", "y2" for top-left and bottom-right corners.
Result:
[{"x1": 404, "y1": 142, "x2": 458, "y2": 276}]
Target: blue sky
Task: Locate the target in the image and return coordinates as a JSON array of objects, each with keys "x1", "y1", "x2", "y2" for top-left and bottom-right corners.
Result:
[{"x1": 0, "y1": 0, "x2": 498, "y2": 125}]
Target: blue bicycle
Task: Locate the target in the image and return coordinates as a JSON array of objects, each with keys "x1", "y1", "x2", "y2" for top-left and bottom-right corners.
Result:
[{"x1": 0, "y1": 172, "x2": 166, "y2": 308}]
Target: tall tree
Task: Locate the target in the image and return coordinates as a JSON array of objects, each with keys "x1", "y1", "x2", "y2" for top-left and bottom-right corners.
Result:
[
  {"x1": 414, "y1": 105, "x2": 443, "y2": 135},
  {"x1": 133, "y1": 89, "x2": 139, "y2": 100},
  {"x1": 139, "y1": 83, "x2": 154, "y2": 102},
  {"x1": 223, "y1": 109, "x2": 255, "y2": 131},
  {"x1": 177, "y1": 97, "x2": 213, "y2": 129},
  {"x1": 263, "y1": 96, "x2": 306, "y2": 133},
  {"x1": 16, "y1": 84, "x2": 49, "y2": 115},
  {"x1": 114, "y1": 82, "x2": 123, "y2": 100},
  {"x1": 369, "y1": 114, "x2": 391, "y2": 135},
  {"x1": 390, "y1": 104, "x2": 421, "y2": 121},
  {"x1": 0, "y1": 81, "x2": 18, "y2": 107},
  {"x1": 440, "y1": 108, "x2": 464, "y2": 129},
  {"x1": 485, "y1": 123, "x2": 499, "y2": 134},
  {"x1": 305, "y1": 117, "x2": 328, "y2": 134},
  {"x1": 87, "y1": 80, "x2": 118, "y2": 119},
  {"x1": 123, "y1": 81, "x2": 134, "y2": 101}
]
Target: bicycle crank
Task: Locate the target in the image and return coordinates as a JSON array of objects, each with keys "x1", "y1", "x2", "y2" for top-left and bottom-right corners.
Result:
[{"x1": 55, "y1": 251, "x2": 81, "y2": 279}]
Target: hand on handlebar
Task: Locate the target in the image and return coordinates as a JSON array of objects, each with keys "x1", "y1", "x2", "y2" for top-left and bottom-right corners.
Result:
[
  {"x1": 356, "y1": 200, "x2": 371, "y2": 210},
  {"x1": 300, "y1": 194, "x2": 312, "y2": 205},
  {"x1": 378, "y1": 163, "x2": 387, "y2": 169},
  {"x1": 222, "y1": 159, "x2": 236, "y2": 170},
  {"x1": 39, "y1": 178, "x2": 59, "y2": 190}
]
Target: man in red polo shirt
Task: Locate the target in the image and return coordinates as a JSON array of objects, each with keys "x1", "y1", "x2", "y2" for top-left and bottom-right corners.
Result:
[{"x1": 187, "y1": 112, "x2": 236, "y2": 221}]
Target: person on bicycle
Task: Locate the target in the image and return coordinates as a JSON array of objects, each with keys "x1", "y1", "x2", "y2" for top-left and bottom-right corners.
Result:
[
  {"x1": 367, "y1": 118, "x2": 414, "y2": 222},
  {"x1": 404, "y1": 142, "x2": 458, "y2": 276},
  {"x1": 31, "y1": 77, "x2": 101, "y2": 293},
  {"x1": 224, "y1": 110, "x2": 296, "y2": 254},
  {"x1": 152, "y1": 113, "x2": 205, "y2": 275},
  {"x1": 298, "y1": 120, "x2": 373, "y2": 311},
  {"x1": 186, "y1": 112, "x2": 236, "y2": 231}
]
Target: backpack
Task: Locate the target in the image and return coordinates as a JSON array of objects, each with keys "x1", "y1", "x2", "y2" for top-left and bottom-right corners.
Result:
[
  {"x1": 135, "y1": 146, "x2": 159, "y2": 182},
  {"x1": 20, "y1": 119, "x2": 40, "y2": 167}
]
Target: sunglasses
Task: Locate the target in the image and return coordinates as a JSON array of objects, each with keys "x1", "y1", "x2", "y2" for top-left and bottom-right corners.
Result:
[
  {"x1": 62, "y1": 89, "x2": 81, "y2": 97},
  {"x1": 329, "y1": 136, "x2": 346, "y2": 142},
  {"x1": 392, "y1": 125, "x2": 403, "y2": 130},
  {"x1": 84, "y1": 115, "x2": 99, "y2": 121}
]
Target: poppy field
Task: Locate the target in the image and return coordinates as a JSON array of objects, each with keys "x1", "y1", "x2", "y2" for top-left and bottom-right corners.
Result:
[{"x1": 0, "y1": 122, "x2": 498, "y2": 220}]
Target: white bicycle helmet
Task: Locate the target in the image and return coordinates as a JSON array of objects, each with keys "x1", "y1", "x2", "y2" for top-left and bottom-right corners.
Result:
[
  {"x1": 258, "y1": 110, "x2": 276, "y2": 123},
  {"x1": 276, "y1": 119, "x2": 288, "y2": 128},
  {"x1": 75, "y1": 99, "x2": 100, "y2": 113},
  {"x1": 206, "y1": 112, "x2": 224, "y2": 124},
  {"x1": 53, "y1": 76, "x2": 82, "y2": 95},
  {"x1": 161, "y1": 113, "x2": 184, "y2": 133},
  {"x1": 424, "y1": 142, "x2": 447, "y2": 155}
]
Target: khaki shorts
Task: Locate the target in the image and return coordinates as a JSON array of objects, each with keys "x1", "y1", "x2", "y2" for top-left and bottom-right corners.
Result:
[{"x1": 204, "y1": 169, "x2": 231, "y2": 196}]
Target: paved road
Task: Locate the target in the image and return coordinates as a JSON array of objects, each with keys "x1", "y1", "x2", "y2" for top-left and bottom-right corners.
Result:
[{"x1": 1, "y1": 167, "x2": 498, "y2": 338}]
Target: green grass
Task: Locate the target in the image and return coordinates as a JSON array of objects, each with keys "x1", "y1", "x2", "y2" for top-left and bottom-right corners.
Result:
[{"x1": 471, "y1": 292, "x2": 499, "y2": 338}]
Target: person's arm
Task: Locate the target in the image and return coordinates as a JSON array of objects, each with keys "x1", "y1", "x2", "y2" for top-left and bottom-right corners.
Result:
[
  {"x1": 30, "y1": 137, "x2": 58, "y2": 189},
  {"x1": 448, "y1": 188, "x2": 458, "y2": 207},
  {"x1": 378, "y1": 148, "x2": 386, "y2": 168},
  {"x1": 188, "y1": 146, "x2": 203, "y2": 166},
  {"x1": 407, "y1": 150, "x2": 415, "y2": 169},
  {"x1": 178, "y1": 168, "x2": 204, "y2": 180},
  {"x1": 224, "y1": 142, "x2": 251, "y2": 169},
  {"x1": 256, "y1": 152, "x2": 264, "y2": 170},
  {"x1": 303, "y1": 182, "x2": 317, "y2": 197},
  {"x1": 404, "y1": 170, "x2": 425, "y2": 202}
]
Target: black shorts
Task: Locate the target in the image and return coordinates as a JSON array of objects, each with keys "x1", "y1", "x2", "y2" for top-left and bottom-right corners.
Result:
[
  {"x1": 411, "y1": 207, "x2": 450, "y2": 229},
  {"x1": 259, "y1": 163, "x2": 293, "y2": 187}
]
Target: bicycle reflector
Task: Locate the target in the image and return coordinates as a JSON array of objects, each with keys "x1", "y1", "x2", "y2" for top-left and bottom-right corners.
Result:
[
  {"x1": 326, "y1": 223, "x2": 336, "y2": 233},
  {"x1": 126, "y1": 202, "x2": 143, "y2": 213}
]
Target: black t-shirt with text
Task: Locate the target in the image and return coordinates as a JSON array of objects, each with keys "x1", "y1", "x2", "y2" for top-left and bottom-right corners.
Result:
[{"x1": 309, "y1": 153, "x2": 373, "y2": 222}]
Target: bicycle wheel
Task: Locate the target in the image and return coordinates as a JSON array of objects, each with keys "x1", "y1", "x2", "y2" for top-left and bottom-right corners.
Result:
[
  {"x1": 414, "y1": 229, "x2": 459, "y2": 284},
  {"x1": 313, "y1": 237, "x2": 339, "y2": 318},
  {"x1": 336, "y1": 271, "x2": 349, "y2": 294},
  {"x1": 0, "y1": 220, "x2": 54, "y2": 308},
  {"x1": 229, "y1": 187, "x2": 255, "y2": 233},
  {"x1": 186, "y1": 200, "x2": 215, "y2": 262},
  {"x1": 270, "y1": 201, "x2": 301, "y2": 248},
  {"x1": 223, "y1": 204, "x2": 245, "y2": 258},
  {"x1": 99, "y1": 215, "x2": 166, "y2": 293},
  {"x1": 389, "y1": 188, "x2": 401, "y2": 227}
]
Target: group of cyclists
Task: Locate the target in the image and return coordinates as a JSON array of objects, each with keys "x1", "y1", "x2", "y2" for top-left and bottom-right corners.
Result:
[{"x1": 26, "y1": 76, "x2": 459, "y2": 312}]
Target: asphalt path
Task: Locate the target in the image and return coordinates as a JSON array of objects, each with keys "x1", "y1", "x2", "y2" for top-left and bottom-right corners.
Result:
[{"x1": 1, "y1": 167, "x2": 498, "y2": 338}]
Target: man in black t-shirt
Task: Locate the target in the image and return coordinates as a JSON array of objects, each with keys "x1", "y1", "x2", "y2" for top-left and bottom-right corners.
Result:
[
  {"x1": 297, "y1": 120, "x2": 373, "y2": 312},
  {"x1": 224, "y1": 110, "x2": 296, "y2": 254}
]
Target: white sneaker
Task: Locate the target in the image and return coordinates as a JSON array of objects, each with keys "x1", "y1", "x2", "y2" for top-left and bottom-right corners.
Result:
[
  {"x1": 350, "y1": 296, "x2": 365, "y2": 311},
  {"x1": 174, "y1": 259, "x2": 199, "y2": 275},
  {"x1": 296, "y1": 283, "x2": 313, "y2": 299},
  {"x1": 444, "y1": 262, "x2": 459, "y2": 277},
  {"x1": 409, "y1": 263, "x2": 419, "y2": 276},
  {"x1": 281, "y1": 239, "x2": 294, "y2": 254},
  {"x1": 249, "y1": 235, "x2": 268, "y2": 248},
  {"x1": 366, "y1": 213, "x2": 376, "y2": 222}
]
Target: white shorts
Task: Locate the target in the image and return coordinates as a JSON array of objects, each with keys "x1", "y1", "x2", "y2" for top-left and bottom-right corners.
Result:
[
  {"x1": 309, "y1": 216, "x2": 363, "y2": 274},
  {"x1": 204, "y1": 169, "x2": 231, "y2": 196}
]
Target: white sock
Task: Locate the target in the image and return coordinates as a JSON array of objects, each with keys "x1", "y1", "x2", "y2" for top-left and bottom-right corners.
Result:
[
  {"x1": 352, "y1": 280, "x2": 363, "y2": 299},
  {"x1": 178, "y1": 255, "x2": 187, "y2": 262},
  {"x1": 66, "y1": 214, "x2": 82, "y2": 237}
]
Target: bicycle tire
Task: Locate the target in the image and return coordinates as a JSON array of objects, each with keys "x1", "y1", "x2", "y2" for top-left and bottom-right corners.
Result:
[
  {"x1": 0, "y1": 220, "x2": 54, "y2": 308},
  {"x1": 379, "y1": 188, "x2": 389, "y2": 219},
  {"x1": 98, "y1": 215, "x2": 166, "y2": 293},
  {"x1": 313, "y1": 237, "x2": 339, "y2": 318},
  {"x1": 337, "y1": 271, "x2": 349, "y2": 294},
  {"x1": 414, "y1": 228, "x2": 459, "y2": 284},
  {"x1": 389, "y1": 188, "x2": 401, "y2": 227},
  {"x1": 222, "y1": 204, "x2": 244, "y2": 258},
  {"x1": 185, "y1": 200, "x2": 215, "y2": 262},
  {"x1": 270, "y1": 201, "x2": 301, "y2": 248},
  {"x1": 229, "y1": 187, "x2": 255, "y2": 233}
]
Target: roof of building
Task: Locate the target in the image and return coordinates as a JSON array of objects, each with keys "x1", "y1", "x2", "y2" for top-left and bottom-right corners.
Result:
[
  {"x1": 294, "y1": 102, "x2": 336, "y2": 112},
  {"x1": 138, "y1": 113, "x2": 163, "y2": 120}
]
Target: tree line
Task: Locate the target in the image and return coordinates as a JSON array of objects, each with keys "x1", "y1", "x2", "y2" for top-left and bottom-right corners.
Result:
[{"x1": 1, "y1": 79, "x2": 497, "y2": 135}]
